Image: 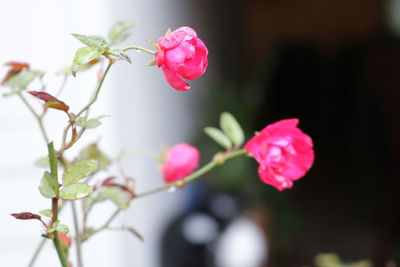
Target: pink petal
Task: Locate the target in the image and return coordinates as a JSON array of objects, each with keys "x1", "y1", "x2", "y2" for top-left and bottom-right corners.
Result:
[
  {"x1": 155, "y1": 50, "x2": 164, "y2": 67},
  {"x1": 179, "y1": 38, "x2": 208, "y2": 80},
  {"x1": 162, "y1": 66, "x2": 190, "y2": 91},
  {"x1": 258, "y1": 166, "x2": 293, "y2": 191},
  {"x1": 164, "y1": 44, "x2": 192, "y2": 73},
  {"x1": 158, "y1": 27, "x2": 197, "y2": 49},
  {"x1": 177, "y1": 26, "x2": 197, "y2": 35},
  {"x1": 162, "y1": 143, "x2": 200, "y2": 184},
  {"x1": 266, "y1": 118, "x2": 299, "y2": 131},
  {"x1": 245, "y1": 118, "x2": 314, "y2": 190}
]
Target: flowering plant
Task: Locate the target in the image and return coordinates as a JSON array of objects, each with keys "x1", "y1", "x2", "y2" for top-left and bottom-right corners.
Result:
[{"x1": 2, "y1": 22, "x2": 314, "y2": 267}]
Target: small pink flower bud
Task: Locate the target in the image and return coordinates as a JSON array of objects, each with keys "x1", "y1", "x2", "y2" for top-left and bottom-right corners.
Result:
[
  {"x1": 161, "y1": 143, "x2": 200, "y2": 184},
  {"x1": 58, "y1": 232, "x2": 72, "y2": 249},
  {"x1": 244, "y1": 119, "x2": 314, "y2": 191},
  {"x1": 155, "y1": 27, "x2": 208, "y2": 91}
]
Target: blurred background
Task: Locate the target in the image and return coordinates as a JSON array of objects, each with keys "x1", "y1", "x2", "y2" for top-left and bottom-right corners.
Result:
[{"x1": 1, "y1": 0, "x2": 400, "y2": 266}]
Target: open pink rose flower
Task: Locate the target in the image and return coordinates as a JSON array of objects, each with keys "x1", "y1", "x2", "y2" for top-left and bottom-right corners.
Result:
[
  {"x1": 161, "y1": 143, "x2": 200, "y2": 184},
  {"x1": 244, "y1": 119, "x2": 314, "y2": 191},
  {"x1": 155, "y1": 27, "x2": 208, "y2": 91}
]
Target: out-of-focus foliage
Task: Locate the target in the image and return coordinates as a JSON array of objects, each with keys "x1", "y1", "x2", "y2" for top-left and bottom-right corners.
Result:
[{"x1": 314, "y1": 253, "x2": 373, "y2": 267}]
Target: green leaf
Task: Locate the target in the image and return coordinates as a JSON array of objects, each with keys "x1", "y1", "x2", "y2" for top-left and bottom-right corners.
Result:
[
  {"x1": 4, "y1": 71, "x2": 38, "y2": 89},
  {"x1": 71, "y1": 33, "x2": 109, "y2": 51},
  {"x1": 92, "y1": 115, "x2": 110, "y2": 120},
  {"x1": 47, "y1": 220, "x2": 60, "y2": 234},
  {"x1": 34, "y1": 156, "x2": 64, "y2": 169},
  {"x1": 85, "y1": 119, "x2": 102, "y2": 128},
  {"x1": 112, "y1": 33, "x2": 130, "y2": 46},
  {"x1": 76, "y1": 117, "x2": 101, "y2": 129},
  {"x1": 109, "y1": 49, "x2": 131, "y2": 63},
  {"x1": 165, "y1": 28, "x2": 172, "y2": 36},
  {"x1": 69, "y1": 113, "x2": 77, "y2": 121},
  {"x1": 220, "y1": 112, "x2": 245, "y2": 147},
  {"x1": 57, "y1": 59, "x2": 100, "y2": 76},
  {"x1": 2, "y1": 91, "x2": 18, "y2": 97},
  {"x1": 147, "y1": 40, "x2": 159, "y2": 50},
  {"x1": 72, "y1": 47, "x2": 101, "y2": 76},
  {"x1": 77, "y1": 144, "x2": 111, "y2": 171},
  {"x1": 76, "y1": 115, "x2": 108, "y2": 129},
  {"x1": 56, "y1": 224, "x2": 69, "y2": 234},
  {"x1": 35, "y1": 156, "x2": 50, "y2": 168},
  {"x1": 39, "y1": 209, "x2": 53, "y2": 218},
  {"x1": 56, "y1": 65, "x2": 73, "y2": 75},
  {"x1": 98, "y1": 186, "x2": 130, "y2": 209},
  {"x1": 59, "y1": 183, "x2": 94, "y2": 200},
  {"x1": 108, "y1": 20, "x2": 136, "y2": 45},
  {"x1": 204, "y1": 127, "x2": 232, "y2": 149},
  {"x1": 39, "y1": 171, "x2": 59, "y2": 198},
  {"x1": 62, "y1": 159, "x2": 98, "y2": 186}
]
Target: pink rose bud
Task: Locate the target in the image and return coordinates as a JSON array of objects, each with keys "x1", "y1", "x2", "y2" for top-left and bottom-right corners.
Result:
[
  {"x1": 161, "y1": 143, "x2": 200, "y2": 184},
  {"x1": 244, "y1": 119, "x2": 314, "y2": 191},
  {"x1": 58, "y1": 232, "x2": 72, "y2": 249},
  {"x1": 155, "y1": 27, "x2": 208, "y2": 91}
]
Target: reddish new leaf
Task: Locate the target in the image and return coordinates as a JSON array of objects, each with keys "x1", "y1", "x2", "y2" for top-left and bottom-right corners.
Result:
[
  {"x1": 29, "y1": 91, "x2": 59, "y2": 102},
  {"x1": 101, "y1": 176, "x2": 135, "y2": 197},
  {"x1": 28, "y1": 91, "x2": 69, "y2": 112},
  {"x1": 5, "y1": 61, "x2": 30, "y2": 70},
  {"x1": 1, "y1": 61, "x2": 30, "y2": 85},
  {"x1": 101, "y1": 176, "x2": 117, "y2": 187},
  {"x1": 11, "y1": 212, "x2": 41, "y2": 220},
  {"x1": 1, "y1": 69, "x2": 20, "y2": 85}
]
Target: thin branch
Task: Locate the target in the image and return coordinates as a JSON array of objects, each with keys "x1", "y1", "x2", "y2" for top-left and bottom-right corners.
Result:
[
  {"x1": 16, "y1": 91, "x2": 50, "y2": 144},
  {"x1": 122, "y1": 46, "x2": 156, "y2": 55},
  {"x1": 85, "y1": 149, "x2": 248, "y2": 241},
  {"x1": 71, "y1": 202, "x2": 83, "y2": 267},
  {"x1": 27, "y1": 238, "x2": 47, "y2": 267},
  {"x1": 59, "y1": 61, "x2": 113, "y2": 153},
  {"x1": 56, "y1": 75, "x2": 68, "y2": 98}
]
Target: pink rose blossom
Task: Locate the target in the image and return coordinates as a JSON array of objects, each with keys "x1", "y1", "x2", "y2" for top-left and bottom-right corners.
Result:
[
  {"x1": 155, "y1": 27, "x2": 208, "y2": 91},
  {"x1": 244, "y1": 119, "x2": 314, "y2": 191},
  {"x1": 161, "y1": 143, "x2": 200, "y2": 184}
]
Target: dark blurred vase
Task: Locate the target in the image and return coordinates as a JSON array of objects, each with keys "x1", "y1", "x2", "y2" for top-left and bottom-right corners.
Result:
[{"x1": 160, "y1": 181, "x2": 269, "y2": 267}]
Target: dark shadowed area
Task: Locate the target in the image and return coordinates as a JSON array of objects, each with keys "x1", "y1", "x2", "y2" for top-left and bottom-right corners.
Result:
[{"x1": 160, "y1": 0, "x2": 400, "y2": 266}]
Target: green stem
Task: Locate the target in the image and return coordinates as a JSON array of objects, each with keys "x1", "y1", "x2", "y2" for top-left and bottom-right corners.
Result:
[
  {"x1": 76, "y1": 62, "x2": 113, "y2": 118},
  {"x1": 16, "y1": 91, "x2": 39, "y2": 117},
  {"x1": 53, "y1": 237, "x2": 68, "y2": 267},
  {"x1": 56, "y1": 75, "x2": 68, "y2": 98},
  {"x1": 60, "y1": 61, "x2": 113, "y2": 152},
  {"x1": 136, "y1": 149, "x2": 247, "y2": 198},
  {"x1": 122, "y1": 46, "x2": 156, "y2": 55},
  {"x1": 17, "y1": 91, "x2": 50, "y2": 144},
  {"x1": 27, "y1": 238, "x2": 46, "y2": 267},
  {"x1": 27, "y1": 202, "x2": 66, "y2": 267},
  {"x1": 48, "y1": 142, "x2": 58, "y2": 181},
  {"x1": 87, "y1": 209, "x2": 120, "y2": 240},
  {"x1": 71, "y1": 202, "x2": 83, "y2": 267},
  {"x1": 47, "y1": 142, "x2": 68, "y2": 267},
  {"x1": 27, "y1": 184, "x2": 86, "y2": 267},
  {"x1": 86, "y1": 149, "x2": 248, "y2": 241}
]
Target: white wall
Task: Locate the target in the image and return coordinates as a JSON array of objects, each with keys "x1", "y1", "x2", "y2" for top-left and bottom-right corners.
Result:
[{"x1": 0, "y1": 0, "x2": 200, "y2": 266}]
